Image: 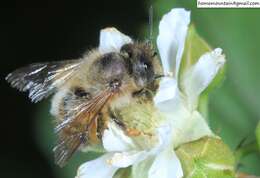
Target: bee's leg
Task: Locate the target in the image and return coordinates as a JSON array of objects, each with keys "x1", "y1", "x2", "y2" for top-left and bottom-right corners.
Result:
[
  {"x1": 87, "y1": 114, "x2": 100, "y2": 144},
  {"x1": 132, "y1": 88, "x2": 145, "y2": 97},
  {"x1": 108, "y1": 108, "x2": 141, "y2": 137},
  {"x1": 132, "y1": 88, "x2": 154, "y2": 102},
  {"x1": 96, "y1": 113, "x2": 105, "y2": 139},
  {"x1": 108, "y1": 108, "x2": 126, "y2": 129}
]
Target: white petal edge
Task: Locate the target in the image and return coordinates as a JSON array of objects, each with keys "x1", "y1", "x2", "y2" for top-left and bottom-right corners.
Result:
[
  {"x1": 171, "y1": 110, "x2": 214, "y2": 147},
  {"x1": 99, "y1": 27, "x2": 133, "y2": 54},
  {"x1": 76, "y1": 153, "x2": 118, "y2": 178},
  {"x1": 154, "y1": 77, "x2": 178, "y2": 105},
  {"x1": 154, "y1": 79, "x2": 185, "y2": 116},
  {"x1": 155, "y1": 90, "x2": 214, "y2": 147},
  {"x1": 130, "y1": 126, "x2": 176, "y2": 178},
  {"x1": 150, "y1": 125, "x2": 173, "y2": 154},
  {"x1": 148, "y1": 147, "x2": 183, "y2": 178},
  {"x1": 182, "y1": 48, "x2": 225, "y2": 109},
  {"x1": 105, "y1": 124, "x2": 173, "y2": 168},
  {"x1": 157, "y1": 8, "x2": 190, "y2": 77},
  {"x1": 103, "y1": 121, "x2": 136, "y2": 152},
  {"x1": 132, "y1": 157, "x2": 154, "y2": 178}
]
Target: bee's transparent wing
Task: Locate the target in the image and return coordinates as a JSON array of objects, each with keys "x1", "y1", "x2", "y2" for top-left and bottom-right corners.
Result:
[
  {"x1": 53, "y1": 88, "x2": 113, "y2": 167},
  {"x1": 6, "y1": 59, "x2": 82, "y2": 102}
]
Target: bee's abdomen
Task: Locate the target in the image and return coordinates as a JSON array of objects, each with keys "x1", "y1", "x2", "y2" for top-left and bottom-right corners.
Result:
[
  {"x1": 51, "y1": 87, "x2": 91, "y2": 120},
  {"x1": 52, "y1": 86, "x2": 106, "y2": 141}
]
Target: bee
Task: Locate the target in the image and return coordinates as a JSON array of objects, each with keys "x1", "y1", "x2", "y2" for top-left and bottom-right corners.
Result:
[{"x1": 6, "y1": 34, "x2": 162, "y2": 167}]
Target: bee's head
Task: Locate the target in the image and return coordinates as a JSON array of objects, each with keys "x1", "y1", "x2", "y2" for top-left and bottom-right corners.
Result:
[{"x1": 120, "y1": 43, "x2": 162, "y2": 90}]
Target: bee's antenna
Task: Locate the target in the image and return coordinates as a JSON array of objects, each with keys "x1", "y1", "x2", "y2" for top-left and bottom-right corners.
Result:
[
  {"x1": 154, "y1": 74, "x2": 165, "y2": 80},
  {"x1": 149, "y1": 5, "x2": 154, "y2": 43}
]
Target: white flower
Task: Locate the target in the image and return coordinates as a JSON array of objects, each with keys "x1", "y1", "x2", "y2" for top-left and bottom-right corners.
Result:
[
  {"x1": 76, "y1": 8, "x2": 226, "y2": 178},
  {"x1": 77, "y1": 122, "x2": 182, "y2": 178},
  {"x1": 98, "y1": 27, "x2": 132, "y2": 54},
  {"x1": 154, "y1": 8, "x2": 225, "y2": 147}
]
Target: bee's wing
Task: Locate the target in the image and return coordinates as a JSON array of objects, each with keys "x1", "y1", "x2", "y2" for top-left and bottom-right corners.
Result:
[
  {"x1": 53, "y1": 88, "x2": 113, "y2": 167},
  {"x1": 6, "y1": 59, "x2": 82, "y2": 102}
]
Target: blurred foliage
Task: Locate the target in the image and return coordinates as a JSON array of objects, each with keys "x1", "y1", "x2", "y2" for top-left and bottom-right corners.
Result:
[
  {"x1": 256, "y1": 122, "x2": 260, "y2": 151},
  {"x1": 35, "y1": 0, "x2": 260, "y2": 177}
]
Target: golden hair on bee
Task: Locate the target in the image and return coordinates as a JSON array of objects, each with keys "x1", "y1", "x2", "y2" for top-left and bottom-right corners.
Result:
[{"x1": 6, "y1": 35, "x2": 163, "y2": 167}]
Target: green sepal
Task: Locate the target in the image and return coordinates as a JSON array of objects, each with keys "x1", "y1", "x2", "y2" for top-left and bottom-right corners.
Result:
[
  {"x1": 176, "y1": 137, "x2": 235, "y2": 178},
  {"x1": 113, "y1": 168, "x2": 132, "y2": 178},
  {"x1": 178, "y1": 25, "x2": 226, "y2": 116},
  {"x1": 178, "y1": 25, "x2": 212, "y2": 85}
]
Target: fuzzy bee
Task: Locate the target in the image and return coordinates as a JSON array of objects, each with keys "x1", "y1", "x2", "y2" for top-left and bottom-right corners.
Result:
[{"x1": 6, "y1": 28, "x2": 163, "y2": 167}]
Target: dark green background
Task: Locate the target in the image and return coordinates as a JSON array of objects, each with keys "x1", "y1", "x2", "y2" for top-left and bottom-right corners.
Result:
[{"x1": 2, "y1": 1, "x2": 259, "y2": 177}]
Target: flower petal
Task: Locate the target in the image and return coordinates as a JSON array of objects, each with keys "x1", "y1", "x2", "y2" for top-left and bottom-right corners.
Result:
[
  {"x1": 155, "y1": 83, "x2": 215, "y2": 150},
  {"x1": 132, "y1": 157, "x2": 154, "y2": 178},
  {"x1": 99, "y1": 27, "x2": 132, "y2": 54},
  {"x1": 171, "y1": 110, "x2": 214, "y2": 147},
  {"x1": 157, "y1": 8, "x2": 190, "y2": 77},
  {"x1": 76, "y1": 153, "x2": 118, "y2": 178},
  {"x1": 155, "y1": 90, "x2": 214, "y2": 147},
  {"x1": 148, "y1": 147, "x2": 183, "y2": 178},
  {"x1": 156, "y1": 125, "x2": 172, "y2": 149},
  {"x1": 108, "y1": 150, "x2": 149, "y2": 168},
  {"x1": 103, "y1": 121, "x2": 136, "y2": 152},
  {"x1": 154, "y1": 78, "x2": 178, "y2": 106},
  {"x1": 131, "y1": 126, "x2": 174, "y2": 178},
  {"x1": 182, "y1": 48, "x2": 225, "y2": 109}
]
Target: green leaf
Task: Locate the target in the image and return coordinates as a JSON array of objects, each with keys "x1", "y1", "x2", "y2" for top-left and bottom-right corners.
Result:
[
  {"x1": 176, "y1": 137, "x2": 235, "y2": 178},
  {"x1": 256, "y1": 122, "x2": 260, "y2": 151}
]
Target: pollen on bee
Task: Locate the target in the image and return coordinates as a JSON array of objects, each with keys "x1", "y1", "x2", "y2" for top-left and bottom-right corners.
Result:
[{"x1": 126, "y1": 128, "x2": 141, "y2": 137}]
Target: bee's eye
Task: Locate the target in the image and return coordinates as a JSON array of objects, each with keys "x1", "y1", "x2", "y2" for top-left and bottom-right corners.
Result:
[{"x1": 109, "y1": 79, "x2": 121, "y2": 90}]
